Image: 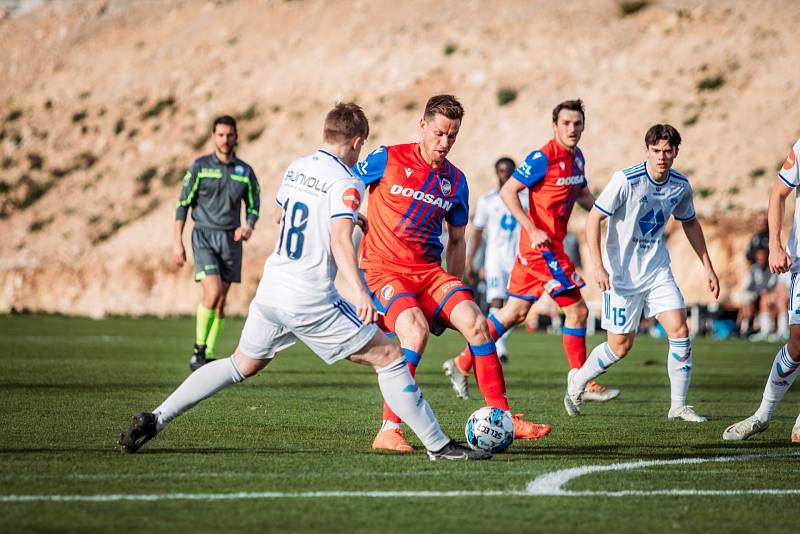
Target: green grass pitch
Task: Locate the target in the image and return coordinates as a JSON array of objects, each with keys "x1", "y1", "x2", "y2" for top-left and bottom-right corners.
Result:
[{"x1": 1, "y1": 315, "x2": 798, "y2": 532}]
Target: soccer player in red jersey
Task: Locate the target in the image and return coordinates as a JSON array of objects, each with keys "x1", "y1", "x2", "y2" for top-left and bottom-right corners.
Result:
[
  {"x1": 354, "y1": 95, "x2": 552, "y2": 452},
  {"x1": 444, "y1": 100, "x2": 621, "y2": 406}
]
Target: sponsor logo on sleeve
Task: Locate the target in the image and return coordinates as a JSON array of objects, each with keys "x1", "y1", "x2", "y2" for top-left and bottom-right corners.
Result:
[
  {"x1": 784, "y1": 149, "x2": 797, "y2": 170},
  {"x1": 342, "y1": 188, "x2": 361, "y2": 210}
]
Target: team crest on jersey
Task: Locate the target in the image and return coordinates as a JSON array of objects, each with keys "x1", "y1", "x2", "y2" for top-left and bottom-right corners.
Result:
[
  {"x1": 440, "y1": 178, "x2": 452, "y2": 195},
  {"x1": 381, "y1": 284, "x2": 394, "y2": 300},
  {"x1": 785, "y1": 149, "x2": 797, "y2": 170},
  {"x1": 404, "y1": 167, "x2": 413, "y2": 178},
  {"x1": 574, "y1": 158, "x2": 584, "y2": 171},
  {"x1": 235, "y1": 165, "x2": 244, "y2": 174},
  {"x1": 341, "y1": 188, "x2": 361, "y2": 210}
]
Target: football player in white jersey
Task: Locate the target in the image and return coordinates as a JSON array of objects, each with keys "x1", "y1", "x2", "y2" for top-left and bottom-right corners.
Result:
[
  {"x1": 724, "y1": 138, "x2": 800, "y2": 442},
  {"x1": 466, "y1": 157, "x2": 521, "y2": 364},
  {"x1": 564, "y1": 124, "x2": 720, "y2": 422},
  {"x1": 118, "y1": 103, "x2": 490, "y2": 461}
]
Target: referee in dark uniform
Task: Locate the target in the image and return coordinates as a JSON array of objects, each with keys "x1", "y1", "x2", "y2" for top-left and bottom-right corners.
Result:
[{"x1": 174, "y1": 115, "x2": 261, "y2": 371}]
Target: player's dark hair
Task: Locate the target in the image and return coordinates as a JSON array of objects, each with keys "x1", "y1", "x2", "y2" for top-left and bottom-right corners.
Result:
[
  {"x1": 323, "y1": 102, "x2": 369, "y2": 143},
  {"x1": 424, "y1": 94, "x2": 464, "y2": 121},
  {"x1": 645, "y1": 124, "x2": 682, "y2": 148},
  {"x1": 495, "y1": 157, "x2": 516, "y2": 170},
  {"x1": 552, "y1": 99, "x2": 585, "y2": 123},
  {"x1": 212, "y1": 115, "x2": 238, "y2": 135}
]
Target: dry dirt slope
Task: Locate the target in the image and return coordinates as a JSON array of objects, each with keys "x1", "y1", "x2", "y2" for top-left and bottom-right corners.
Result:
[{"x1": 0, "y1": 0, "x2": 799, "y2": 316}]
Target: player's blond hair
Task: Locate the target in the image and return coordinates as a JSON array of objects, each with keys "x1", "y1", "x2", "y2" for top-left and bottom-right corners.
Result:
[
  {"x1": 423, "y1": 94, "x2": 464, "y2": 121},
  {"x1": 323, "y1": 103, "x2": 369, "y2": 143}
]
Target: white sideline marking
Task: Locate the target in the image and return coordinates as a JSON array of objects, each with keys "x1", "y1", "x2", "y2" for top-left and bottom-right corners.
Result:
[{"x1": 2, "y1": 453, "x2": 798, "y2": 502}]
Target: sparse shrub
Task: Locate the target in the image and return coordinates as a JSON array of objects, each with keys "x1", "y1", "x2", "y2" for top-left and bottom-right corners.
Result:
[
  {"x1": 0, "y1": 180, "x2": 10, "y2": 194},
  {"x1": 727, "y1": 186, "x2": 740, "y2": 195},
  {"x1": 114, "y1": 118, "x2": 125, "y2": 135},
  {"x1": 697, "y1": 74, "x2": 725, "y2": 92},
  {"x1": 76, "y1": 151, "x2": 98, "y2": 169},
  {"x1": 683, "y1": 113, "x2": 699, "y2": 127},
  {"x1": 497, "y1": 87, "x2": 518, "y2": 107},
  {"x1": 193, "y1": 133, "x2": 208, "y2": 150},
  {"x1": 29, "y1": 215, "x2": 54, "y2": 232},
  {"x1": 72, "y1": 110, "x2": 87, "y2": 123},
  {"x1": 5, "y1": 109, "x2": 22, "y2": 122},
  {"x1": 618, "y1": 0, "x2": 650, "y2": 17},
  {"x1": 444, "y1": 42, "x2": 458, "y2": 56},
  {"x1": 135, "y1": 166, "x2": 158, "y2": 196},
  {"x1": 137, "y1": 197, "x2": 161, "y2": 218},
  {"x1": 11, "y1": 132, "x2": 22, "y2": 145},
  {"x1": 1, "y1": 157, "x2": 12, "y2": 169},
  {"x1": 88, "y1": 214, "x2": 102, "y2": 226},
  {"x1": 44, "y1": 99, "x2": 52, "y2": 110},
  {"x1": 27, "y1": 153, "x2": 44, "y2": 170},
  {"x1": 98, "y1": 107, "x2": 106, "y2": 117},
  {"x1": 141, "y1": 96, "x2": 176, "y2": 120},
  {"x1": 403, "y1": 101, "x2": 416, "y2": 112},
  {"x1": 95, "y1": 218, "x2": 126, "y2": 243},
  {"x1": 15, "y1": 174, "x2": 54, "y2": 209},
  {"x1": 247, "y1": 128, "x2": 264, "y2": 142},
  {"x1": 79, "y1": 90, "x2": 91, "y2": 100},
  {"x1": 271, "y1": 105, "x2": 281, "y2": 113},
  {"x1": 240, "y1": 104, "x2": 258, "y2": 122},
  {"x1": 696, "y1": 187, "x2": 715, "y2": 199},
  {"x1": 160, "y1": 167, "x2": 181, "y2": 186},
  {"x1": 128, "y1": 128, "x2": 139, "y2": 139},
  {"x1": 749, "y1": 167, "x2": 766, "y2": 182}
]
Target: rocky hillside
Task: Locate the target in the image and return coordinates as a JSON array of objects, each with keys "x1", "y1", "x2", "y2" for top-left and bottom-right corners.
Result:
[{"x1": 1, "y1": 0, "x2": 799, "y2": 316}]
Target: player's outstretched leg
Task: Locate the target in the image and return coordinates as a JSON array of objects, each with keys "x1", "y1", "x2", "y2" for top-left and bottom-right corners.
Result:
[
  {"x1": 373, "y1": 347, "x2": 420, "y2": 452},
  {"x1": 118, "y1": 354, "x2": 255, "y2": 453},
  {"x1": 444, "y1": 314, "x2": 508, "y2": 401},
  {"x1": 723, "y1": 343, "x2": 800, "y2": 441},
  {"x1": 449, "y1": 301, "x2": 551, "y2": 441},
  {"x1": 354, "y1": 331, "x2": 490, "y2": 460},
  {"x1": 566, "y1": 338, "x2": 627, "y2": 416}
]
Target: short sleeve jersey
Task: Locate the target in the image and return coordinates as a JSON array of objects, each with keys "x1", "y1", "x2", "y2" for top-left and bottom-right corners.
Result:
[
  {"x1": 512, "y1": 139, "x2": 587, "y2": 258},
  {"x1": 778, "y1": 138, "x2": 800, "y2": 272},
  {"x1": 472, "y1": 188, "x2": 527, "y2": 270},
  {"x1": 593, "y1": 162, "x2": 696, "y2": 294},
  {"x1": 257, "y1": 150, "x2": 364, "y2": 309},
  {"x1": 352, "y1": 144, "x2": 469, "y2": 271}
]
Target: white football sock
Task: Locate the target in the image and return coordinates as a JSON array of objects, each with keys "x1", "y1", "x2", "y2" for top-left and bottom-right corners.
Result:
[
  {"x1": 754, "y1": 345, "x2": 800, "y2": 422},
  {"x1": 376, "y1": 358, "x2": 450, "y2": 451},
  {"x1": 667, "y1": 337, "x2": 692, "y2": 410},
  {"x1": 490, "y1": 307, "x2": 513, "y2": 356},
  {"x1": 154, "y1": 356, "x2": 246, "y2": 431},
  {"x1": 573, "y1": 342, "x2": 620, "y2": 390},
  {"x1": 777, "y1": 314, "x2": 789, "y2": 338},
  {"x1": 758, "y1": 312, "x2": 773, "y2": 335}
]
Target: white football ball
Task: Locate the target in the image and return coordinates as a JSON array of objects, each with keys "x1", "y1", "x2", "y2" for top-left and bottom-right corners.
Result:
[{"x1": 465, "y1": 406, "x2": 514, "y2": 453}]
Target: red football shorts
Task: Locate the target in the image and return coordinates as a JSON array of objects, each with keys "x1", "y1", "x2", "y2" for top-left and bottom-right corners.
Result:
[
  {"x1": 362, "y1": 265, "x2": 473, "y2": 335},
  {"x1": 507, "y1": 243, "x2": 585, "y2": 302}
]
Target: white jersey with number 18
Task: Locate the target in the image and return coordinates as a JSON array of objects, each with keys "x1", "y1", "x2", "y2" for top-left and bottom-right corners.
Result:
[
  {"x1": 257, "y1": 149, "x2": 365, "y2": 310},
  {"x1": 593, "y1": 161, "x2": 696, "y2": 295}
]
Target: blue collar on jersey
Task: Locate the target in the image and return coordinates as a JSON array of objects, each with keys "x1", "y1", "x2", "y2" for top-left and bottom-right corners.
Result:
[
  {"x1": 644, "y1": 161, "x2": 670, "y2": 187},
  {"x1": 318, "y1": 149, "x2": 354, "y2": 176}
]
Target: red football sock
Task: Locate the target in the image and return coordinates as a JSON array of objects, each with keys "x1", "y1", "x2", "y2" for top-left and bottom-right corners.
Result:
[
  {"x1": 471, "y1": 341, "x2": 509, "y2": 410},
  {"x1": 457, "y1": 315, "x2": 504, "y2": 374},
  {"x1": 562, "y1": 327, "x2": 587, "y2": 369},
  {"x1": 381, "y1": 351, "x2": 419, "y2": 424}
]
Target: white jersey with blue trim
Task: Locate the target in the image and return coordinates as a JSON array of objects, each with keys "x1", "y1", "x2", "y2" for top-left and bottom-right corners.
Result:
[
  {"x1": 778, "y1": 138, "x2": 800, "y2": 272},
  {"x1": 593, "y1": 161, "x2": 696, "y2": 294},
  {"x1": 472, "y1": 188, "x2": 527, "y2": 270},
  {"x1": 258, "y1": 149, "x2": 365, "y2": 309}
]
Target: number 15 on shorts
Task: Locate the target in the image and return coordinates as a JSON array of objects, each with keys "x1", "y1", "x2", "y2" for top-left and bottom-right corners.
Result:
[{"x1": 603, "y1": 292, "x2": 626, "y2": 327}]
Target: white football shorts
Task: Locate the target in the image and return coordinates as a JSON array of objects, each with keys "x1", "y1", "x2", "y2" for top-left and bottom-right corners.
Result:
[
  {"x1": 485, "y1": 265, "x2": 511, "y2": 302},
  {"x1": 788, "y1": 272, "x2": 800, "y2": 326},
  {"x1": 601, "y1": 279, "x2": 685, "y2": 334},
  {"x1": 238, "y1": 296, "x2": 378, "y2": 364}
]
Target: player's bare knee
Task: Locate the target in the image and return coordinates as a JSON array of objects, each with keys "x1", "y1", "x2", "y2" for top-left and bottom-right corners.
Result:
[
  {"x1": 233, "y1": 349, "x2": 269, "y2": 377},
  {"x1": 609, "y1": 337, "x2": 634, "y2": 358},
  {"x1": 461, "y1": 314, "x2": 489, "y2": 344},
  {"x1": 668, "y1": 323, "x2": 689, "y2": 339},
  {"x1": 565, "y1": 301, "x2": 589, "y2": 325}
]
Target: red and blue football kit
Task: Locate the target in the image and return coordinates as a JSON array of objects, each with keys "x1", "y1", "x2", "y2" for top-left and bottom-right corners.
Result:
[
  {"x1": 354, "y1": 143, "x2": 511, "y2": 418},
  {"x1": 354, "y1": 143, "x2": 473, "y2": 335},
  {"x1": 507, "y1": 138, "x2": 587, "y2": 302}
]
